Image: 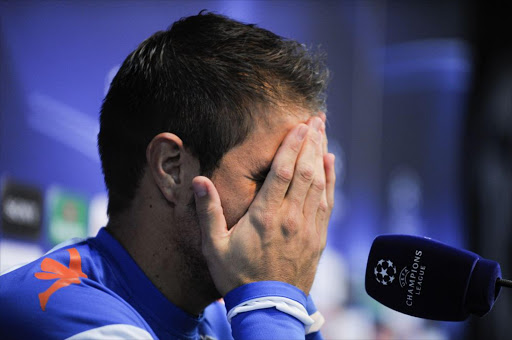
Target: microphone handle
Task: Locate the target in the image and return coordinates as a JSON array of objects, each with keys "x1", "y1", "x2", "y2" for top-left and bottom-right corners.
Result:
[{"x1": 497, "y1": 278, "x2": 512, "y2": 288}]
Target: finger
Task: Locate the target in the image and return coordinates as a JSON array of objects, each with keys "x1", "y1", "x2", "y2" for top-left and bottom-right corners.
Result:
[
  {"x1": 285, "y1": 119, "x2": 322, "y2": 209},
  {"x1": 318, "y1": 112, "x2": 328, "y2": 155},
  {"x1": 302, "y1": 118, "x2": 326, "y2": 221},
  {"x1": 255, "y1": 123, "x2": 309, "y2": 209},
  {"x1": 324, "y1": 153, "x2": 336, "y2": 211},
  {"x1": 317, "y1": 153, "x2": 336, "y2": 245},
  {"x1": 322, "y1": 126, "x2": 328, "y2": 156},
  {"x1": 192, "y1": 176, "x2": 229, "y2": 252}
]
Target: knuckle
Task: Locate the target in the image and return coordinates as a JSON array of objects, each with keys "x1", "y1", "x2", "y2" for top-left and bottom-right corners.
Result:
[
  {"x1": 310, "y1": 130, "x2": 322, "y2": 146},
  {"x1": 283, "y1": 215, "x2": 299, "y2": 233},
  {"x1": 318, "y1": 199, "x2": 329, "y2": 213},
  {"x1": 290, "y1": 139, "x2": 303, "y2": 153},
  {"x1": 253, "y1": 210, "x2": 274, "y2": 229},
  {"x1": 297, "y1": 165, "x2": 315, "y2": 182},
  {"x1": 273, "y1": 165, "x2": 294, "y2": 183},
  {"x1": 249, "y1": 202, "x2": 264, "y2": 216},
  {"x1": 200, "y1": 204, "x2": 223, "y2": 218},
  {"x1": 288, "y1": 194, "x2": 303, "y2": 207},
  {"x1": 312, "y1": 177, "x2": 326, "y2": 192}
]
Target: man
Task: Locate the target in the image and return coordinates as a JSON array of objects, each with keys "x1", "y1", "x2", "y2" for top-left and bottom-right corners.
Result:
[{"x1": 0, "y1": 12, "x2": 335, "y2": 339}]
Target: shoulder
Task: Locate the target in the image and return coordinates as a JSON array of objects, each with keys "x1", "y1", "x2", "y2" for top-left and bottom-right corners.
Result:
[{"x1": 0, "y1": 242, "x2": 155, "y2": 339}]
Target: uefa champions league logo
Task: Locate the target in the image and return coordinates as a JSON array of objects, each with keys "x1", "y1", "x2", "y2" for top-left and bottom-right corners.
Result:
[{"x1": 374, "y1": 259, "x2": 397, "y2": 286}]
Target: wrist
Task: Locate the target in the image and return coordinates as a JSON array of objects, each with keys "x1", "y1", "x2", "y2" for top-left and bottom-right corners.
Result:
[
  {"x1": 224, "y1": 281, "x2": 308, "y2": 311},
  {"x1": 225, "y1": 281, "x2": 313, "y2": 327}
]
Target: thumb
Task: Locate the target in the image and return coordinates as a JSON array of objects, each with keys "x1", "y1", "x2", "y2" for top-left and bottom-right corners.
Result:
[{"x1": 192, "y1": 176, "x2": 228, "y2": 251}]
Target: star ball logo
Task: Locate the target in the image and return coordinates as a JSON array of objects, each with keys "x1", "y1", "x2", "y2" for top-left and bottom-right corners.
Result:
[{"x1": 374, "y1": 259, "x2": 397, "y2": 286}]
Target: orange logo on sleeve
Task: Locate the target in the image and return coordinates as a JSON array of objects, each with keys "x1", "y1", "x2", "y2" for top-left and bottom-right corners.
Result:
[{"x1": 34, "y1": 248, "x2": 88, "y2": 311}]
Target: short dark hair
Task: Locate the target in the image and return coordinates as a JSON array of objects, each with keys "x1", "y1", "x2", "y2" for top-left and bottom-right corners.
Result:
[{"x1": 98, "y1": 11, "x2": 329, "y2": 216}]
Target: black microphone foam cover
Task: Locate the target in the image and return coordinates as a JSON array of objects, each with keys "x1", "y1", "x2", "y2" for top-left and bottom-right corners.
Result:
[{"x1": 365, "y1": 235, "x2": 502, "y2": 321}]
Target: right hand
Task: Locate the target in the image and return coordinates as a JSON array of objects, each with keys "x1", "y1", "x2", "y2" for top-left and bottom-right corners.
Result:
[{"x1": 192, "y1": 116, "x2": 336, "y2": 296}]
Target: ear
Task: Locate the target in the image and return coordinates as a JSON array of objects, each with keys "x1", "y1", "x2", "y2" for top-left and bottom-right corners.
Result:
[{"x1": 146, "y1": 132, "x2": 188, "y2": 204}]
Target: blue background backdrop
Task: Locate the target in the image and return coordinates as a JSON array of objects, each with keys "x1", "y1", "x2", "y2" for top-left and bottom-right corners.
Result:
[{"x1": 0, "y1": 1, "x2": 473, "y2": 339}]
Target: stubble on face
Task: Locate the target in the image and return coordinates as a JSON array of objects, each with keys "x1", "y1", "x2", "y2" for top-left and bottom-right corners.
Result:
[{"x1": 171, "y1": 196, "x2": 222, "y2": 303}]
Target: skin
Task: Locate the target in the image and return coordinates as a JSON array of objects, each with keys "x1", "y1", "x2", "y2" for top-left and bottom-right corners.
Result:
[{"x1": 108, "y1": 108, "x2": 335, "y2": 316}]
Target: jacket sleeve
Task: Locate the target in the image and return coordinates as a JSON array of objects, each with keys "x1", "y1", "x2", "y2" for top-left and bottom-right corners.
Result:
[
  {"x1": 224, "y1": 281, "x2": 324, "y2": 340},
  {"x1": 305, "y1": 295, "x2": 325, "y2": 340}
]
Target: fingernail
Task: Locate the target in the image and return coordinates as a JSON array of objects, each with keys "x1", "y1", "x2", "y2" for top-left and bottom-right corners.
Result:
[
  {"x1": 297, "y1": 125, "x2": 308, "y2": 140},
  {"x1": 192, "y1": 181, "x2": 207, "y2": 198}
]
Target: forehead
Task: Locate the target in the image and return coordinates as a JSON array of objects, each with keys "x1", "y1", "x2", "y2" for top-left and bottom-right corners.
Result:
[{"x1": 220, "y1": 107, "x2": 313, "y2": 174}]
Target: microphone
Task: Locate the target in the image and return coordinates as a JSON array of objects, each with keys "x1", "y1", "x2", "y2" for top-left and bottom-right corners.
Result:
[{"x1": 365, "y1": 234, "x2": 511, "y2": 321}]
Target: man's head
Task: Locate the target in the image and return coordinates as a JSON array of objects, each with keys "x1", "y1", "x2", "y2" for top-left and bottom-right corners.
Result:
[{"x1": 98, "y1": 11, "x2": 328, "y2": 218}]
